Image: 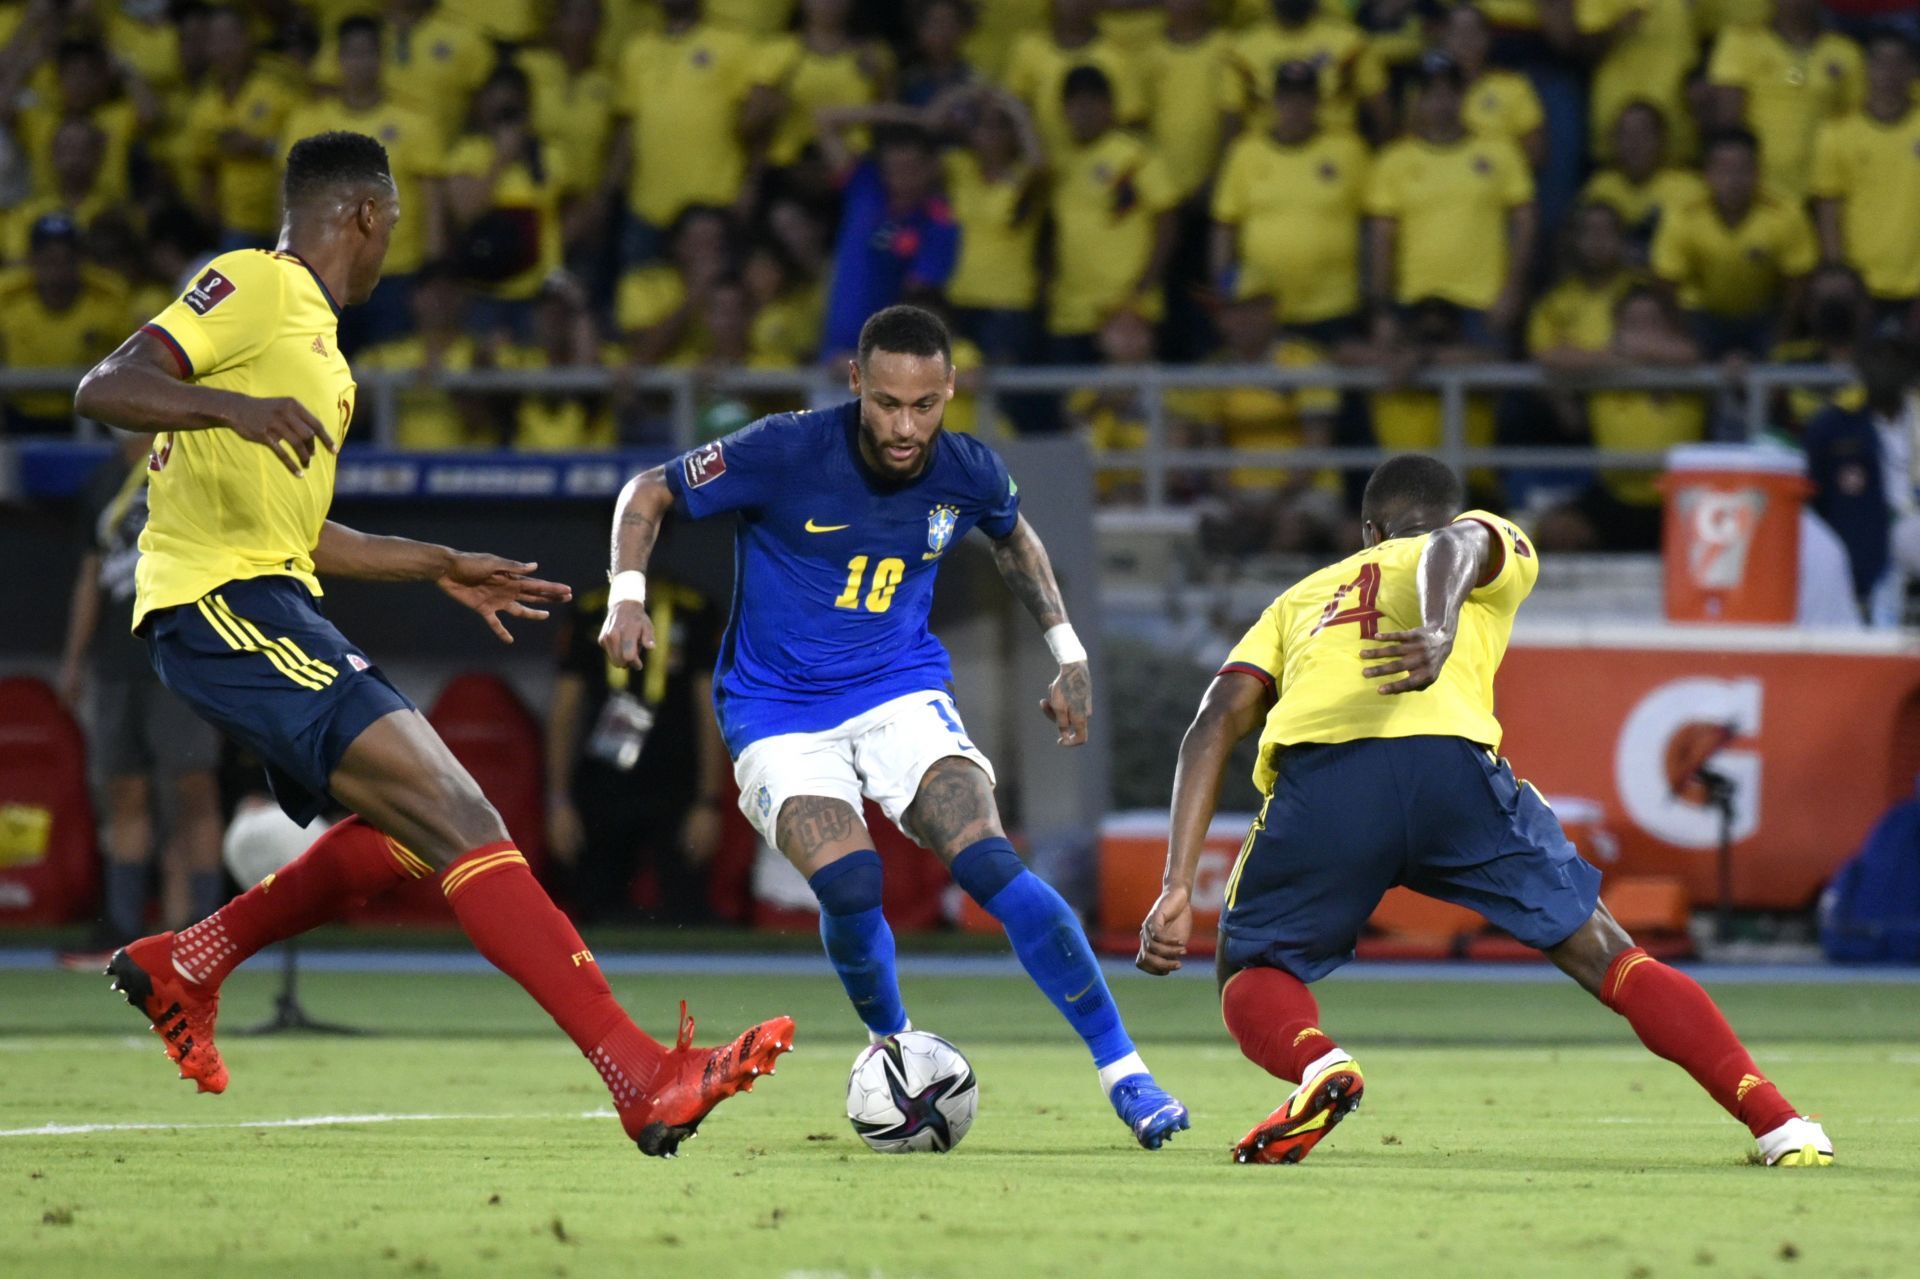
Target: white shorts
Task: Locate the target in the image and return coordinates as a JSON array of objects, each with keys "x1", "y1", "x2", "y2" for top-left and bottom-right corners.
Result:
[{"x1": 733, "y1": 690, "x2": 996, "y2": 848}]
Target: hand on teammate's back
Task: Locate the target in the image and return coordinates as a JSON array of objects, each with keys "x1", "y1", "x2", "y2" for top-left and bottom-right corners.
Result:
[
  {"x1": 1041, "y1": 660, "x2": 1091, "y2": 747},
  {"x1": 230, "y1": 395, "x2": 335, "y2": 476},
  {"x1": 436, "y1": 554, "x2": 572, "y2": 644},
  {"x1": 1360, "y1": 626, "x2": 1456, "y2": 694},
  {"x1": 597, "y1": 600, "x2": 656, "y2": 671}
]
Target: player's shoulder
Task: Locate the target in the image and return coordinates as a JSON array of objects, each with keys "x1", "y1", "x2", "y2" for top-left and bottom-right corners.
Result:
[
  {"x1": 730, "y1": 401, "x2": 848, "y2": 456},
  {"x1": 171, "y1": 250, "x2": 288, "y2": 314},
  {"x1": 1452, "y1": 508, "x2": 1537, "y2": 562}
]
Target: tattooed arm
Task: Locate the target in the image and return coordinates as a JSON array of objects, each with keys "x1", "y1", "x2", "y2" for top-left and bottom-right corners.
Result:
[
  {"x1": 990, "y1": 515, "x2": 1091, "y2": 748},
  {"x1": 598, "y1": 465, "x2": 675, "y2": 669}
]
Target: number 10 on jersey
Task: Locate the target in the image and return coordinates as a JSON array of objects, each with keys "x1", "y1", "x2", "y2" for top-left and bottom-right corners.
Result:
[{"x1": 834, "y1": 555, "x2": 905, "y2": 613}]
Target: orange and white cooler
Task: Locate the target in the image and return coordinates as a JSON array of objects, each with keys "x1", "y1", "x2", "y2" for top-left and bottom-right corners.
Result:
[{"x1": 1658, "y1": 444, "x2": 1810, "y2": 623}]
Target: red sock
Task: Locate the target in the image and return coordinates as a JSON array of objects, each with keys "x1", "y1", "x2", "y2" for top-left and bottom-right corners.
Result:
[
  {"x1": 171, "y1": 815, "x2": 425, "y2": 987},
  {"x1": 1221, "y1": 965, "x2": 1342, "y2": 1084},
  {"x1": 441, "y1": 843, "x2": 665, "y2": 1101},
  {"x1": 1602, "y1": 948, "x2": 1798, "y2": 1137}
]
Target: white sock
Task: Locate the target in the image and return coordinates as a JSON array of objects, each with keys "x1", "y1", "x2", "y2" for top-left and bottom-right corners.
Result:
[
  {"x1": 1298, "y1": 1045, "x2": 1353, "y2": 1086},
  {"x1": 868, "y1": 1018, "x2": 911, "y2": 1046},
  {"x1": 1098, "y1": 1051, "x2": 1149, "y2": 1096}
]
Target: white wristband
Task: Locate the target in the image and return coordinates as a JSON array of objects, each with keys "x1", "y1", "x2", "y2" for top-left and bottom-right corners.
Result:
[
  {"x1": 1044, "y1": 623, "x2": 1087, "y2": 665},
  {"x1": 608, "y1": 570, "x2": 647, "y2": 607}
]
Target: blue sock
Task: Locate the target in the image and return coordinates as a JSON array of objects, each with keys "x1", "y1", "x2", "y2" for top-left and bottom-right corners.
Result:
[
  {"x1": 808, "y1": 851, "x2": 908, "y2": 1038},
  {"x1": 950, "y1": 837, "x2": 1136, "y2": 1069}
]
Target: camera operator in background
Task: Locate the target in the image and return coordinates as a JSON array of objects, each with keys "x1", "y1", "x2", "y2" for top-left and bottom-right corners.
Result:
[{"x1": 546, "y1": 577, "x2": 727, "y2": 924}]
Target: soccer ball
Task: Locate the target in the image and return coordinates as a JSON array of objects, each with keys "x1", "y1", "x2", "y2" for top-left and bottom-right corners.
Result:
[{"x1": 845, "y1": 1032, "x2": 978, "y2": 1154}]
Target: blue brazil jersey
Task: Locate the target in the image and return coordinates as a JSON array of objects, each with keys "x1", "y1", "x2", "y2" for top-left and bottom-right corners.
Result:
[{"x1": 664, "y1": 401, "x2": 1020, "y2": 754}]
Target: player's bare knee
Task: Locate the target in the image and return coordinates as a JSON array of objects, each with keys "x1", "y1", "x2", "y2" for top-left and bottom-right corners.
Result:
[
  {"x1": 905, "y1": 757, "x2": 1003, "y2": 859},
  {"x1": 1548, "y1": 904, "x2": 1636, "y2": 998}
]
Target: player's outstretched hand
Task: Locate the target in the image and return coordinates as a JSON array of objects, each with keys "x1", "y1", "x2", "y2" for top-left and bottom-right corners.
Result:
[
  {"x1": 1136, "y1": 886, "x2": 1191, "y2": 975},
  {"x1": 230, "y1": 395, "x2": 335, "y2": 476},
  {"x1": 598, "y1": 599, "x2": 656, "y2": 670},
  {"x1": 437, "y1": 554, "x2": 572, "y2": 644},
  {"x1": 1360, "y1": 625, "x2": 1455, "y2": 694},
  {"x1": 1040, "y1": 660, "x2": 1091, "y2": 747}
]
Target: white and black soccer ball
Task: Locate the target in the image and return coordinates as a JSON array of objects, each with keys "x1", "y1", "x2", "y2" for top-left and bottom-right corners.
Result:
[{"x1": 846, "y1": 1031, "x2": 978, "y2": 1154}]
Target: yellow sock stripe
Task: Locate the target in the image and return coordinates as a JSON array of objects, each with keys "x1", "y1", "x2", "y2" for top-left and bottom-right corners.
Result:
[
  {"x1": 442, "y1": 851, "x2": 526, "y2": 898},
  {"x1": 195, "y1": 598, "x2": 247, "y2": 651},
  {"x1": 383, "y1": 836, "x2": 433, "y2": 880},
  {"x1": 214, "y1": 596, "x2": 334, "y2": 688},
  {"x1": 441, "y1": 850, "x2": 527, "y2": 898},
  {"x1": 202, "y1": 597, "x2": 326, "y2": 690},
  {"x1": 1609, "y1": 953, "x2": 1654, "y2": 1002}
]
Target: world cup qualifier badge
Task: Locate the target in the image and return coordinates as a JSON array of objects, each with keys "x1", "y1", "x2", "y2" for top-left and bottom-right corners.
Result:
[
  {"x1": 683, "y1": 441, "x2": 726, "y2": 488},
  {"x1": 926, "y1": 505, "x2": 960, "y2": 558}
]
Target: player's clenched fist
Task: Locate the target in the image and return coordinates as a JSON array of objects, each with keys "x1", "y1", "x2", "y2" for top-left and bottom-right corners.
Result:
[
  {"x1": 230, "y1": 395, "x2": 335, "y2": 476},
  {"x1": 598, "y1": 599, "x2": 656, "y2": 669}
]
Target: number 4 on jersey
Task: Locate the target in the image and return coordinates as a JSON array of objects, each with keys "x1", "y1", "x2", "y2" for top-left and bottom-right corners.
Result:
[{"x1": 1310, "y1": 563, "x2": 1384, "y2": 638}]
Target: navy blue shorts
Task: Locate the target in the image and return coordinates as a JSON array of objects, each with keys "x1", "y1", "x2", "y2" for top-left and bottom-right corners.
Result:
[
  {"x1": 1220, "y1": 735, "x2": 1601, "y2": 984},
  {"x1": 143, "y1": 576, "x2": 415, "y2": 825}
]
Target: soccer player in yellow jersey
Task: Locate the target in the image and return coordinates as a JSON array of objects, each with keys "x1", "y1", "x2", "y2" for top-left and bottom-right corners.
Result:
[
  {"x1": 75, "y1": 132, "x2": 792, "y2": 1158},
  {"x1": 1135, "y1": 457, "x2": 1832, "y2": 1169}
]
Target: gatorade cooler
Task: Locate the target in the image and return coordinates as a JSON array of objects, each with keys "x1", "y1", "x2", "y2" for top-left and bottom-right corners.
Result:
[{"x1": 1658, "y1": 444, "x2": 1810, "y2": 623}]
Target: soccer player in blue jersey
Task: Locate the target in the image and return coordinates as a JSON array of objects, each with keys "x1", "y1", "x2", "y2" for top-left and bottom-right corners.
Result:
[{"x1": 601, "y1": 305, "x2": 1189, "y2": 1148}]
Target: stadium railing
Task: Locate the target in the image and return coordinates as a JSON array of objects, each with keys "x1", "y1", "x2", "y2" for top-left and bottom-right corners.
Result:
[{"x1": 4, "y1": 362, "x2": 1852, "y2": 509}]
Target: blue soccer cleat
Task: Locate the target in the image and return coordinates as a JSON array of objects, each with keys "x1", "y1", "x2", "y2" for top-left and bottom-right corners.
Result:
[{"x1": 1109, "y1": 1073, "x2": 1191, "y2": 1150}]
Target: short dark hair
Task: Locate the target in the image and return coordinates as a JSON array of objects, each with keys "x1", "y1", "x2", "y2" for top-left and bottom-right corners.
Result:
[
  {"x1": 858, "y1": 305, "x2": 951, "y2": 368},
  {"x1": 337, "y1": 14, "x2": 382, "y2": 45},
  {"x1": 284, "y1": 130, "x2": 392, "y2": 209},
  {"x1": 1701, "y1": 126, "x2": 1759, "y2": 162},
  {"x1": 1362, "y1": 455, "x2": 1464, "y2": 529},
  {"x1": 1062, "y1": 64, "x2": 1113, "y2": 103}
]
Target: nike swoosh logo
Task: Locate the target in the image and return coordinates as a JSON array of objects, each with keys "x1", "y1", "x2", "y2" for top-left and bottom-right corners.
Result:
[
  {"x1": 804, "y1": 519, "x2": 850, "y2": 533},
  {"x1": 1065, "y1": 981, "x2": 1095, "y2": 1002}
]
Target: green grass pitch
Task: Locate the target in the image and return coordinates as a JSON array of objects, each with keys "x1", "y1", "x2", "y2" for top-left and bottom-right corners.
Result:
[{"x1": 4, "y1": 962, "x2": 1918, "y2": 1278}]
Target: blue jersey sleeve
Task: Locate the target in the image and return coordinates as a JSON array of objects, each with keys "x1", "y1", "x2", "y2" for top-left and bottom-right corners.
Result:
[
  {"x1": 952, "y1": 434, "x2": 1020, "y2": 539},
  {"x1": 664, "y1": 415, "x2": 802, "y2": 519}
]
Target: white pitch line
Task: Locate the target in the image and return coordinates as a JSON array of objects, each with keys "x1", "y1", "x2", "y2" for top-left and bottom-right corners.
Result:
[{"x1": 0, "y1": 1109, "x2": 616, "y2": 1138}]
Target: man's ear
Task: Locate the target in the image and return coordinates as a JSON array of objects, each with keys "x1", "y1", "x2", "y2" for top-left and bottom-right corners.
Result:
[
  {"x1": 357, "y1": 197, "x2": 378, "y2": 234},
  {"x1": 944, "y1": 362, "x2": 955, "y2": 401},
  {"x1": 847, "y1": 358, "x2": 861, "y2": 396}
]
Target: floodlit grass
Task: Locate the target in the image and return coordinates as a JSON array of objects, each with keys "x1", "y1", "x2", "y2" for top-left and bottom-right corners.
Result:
[{"x1": 3, "y1": 965, "x2": 1917, "y2": 1278}]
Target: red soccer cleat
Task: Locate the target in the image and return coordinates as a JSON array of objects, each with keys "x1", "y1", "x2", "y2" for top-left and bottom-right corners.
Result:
[
  {"x1": 106, "y1": 933, "x2": 229, "y2": 1095},
  {"x1": 619, "y1": 1002, "x2": 795, "y2": 1157},
  {"x1": 1232, "y1": 1056, "x2": 1364, "y2": 1165}
]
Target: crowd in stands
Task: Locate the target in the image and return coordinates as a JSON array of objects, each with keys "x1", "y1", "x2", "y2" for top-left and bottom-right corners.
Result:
[{"x1": 2, "y1": 0, "x2": 1919, "y2": 562}]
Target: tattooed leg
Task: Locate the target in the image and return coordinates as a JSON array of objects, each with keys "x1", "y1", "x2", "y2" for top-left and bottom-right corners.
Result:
[
  {"x1": 778, "y1": 794, "x2": 908, "y2": 1037},
  {"x1": 773, "y1": 794, "x2": 869, "y2": 877},
  {"x1": 926, "y1": 759, "x2": 1147, "y2": 1079},
  {"x1": 903, "y1": 757, "x2": 1005, "y2": 863}
]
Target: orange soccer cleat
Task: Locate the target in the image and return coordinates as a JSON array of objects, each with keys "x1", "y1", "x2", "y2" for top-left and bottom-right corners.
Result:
[
  {"x1": 106, "y1": 933, "x2": 230, "y2": 1095},
  {"x1": 618, "y1": 1002, "x2": 796, "y2": 1157},
  {"x1": 1232, "y1": 1055, "x2": 1364, "y2": 1166}
]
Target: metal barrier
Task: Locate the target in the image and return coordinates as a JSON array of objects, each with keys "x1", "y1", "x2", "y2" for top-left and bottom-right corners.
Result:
[{"x1": 10, "y1": 360, "x2": 1853, "y2": 508}]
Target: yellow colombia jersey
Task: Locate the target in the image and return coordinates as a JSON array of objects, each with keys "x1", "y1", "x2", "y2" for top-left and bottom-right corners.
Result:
[
  {"x1": 133, "y1": 249, "x2": 355, "y2": 631},
  {"x1": 1222, "y1": 511, "x2": 1537, "y2": 796}
]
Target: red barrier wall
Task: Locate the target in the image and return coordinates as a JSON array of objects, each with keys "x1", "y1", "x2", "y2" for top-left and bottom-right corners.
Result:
[{"x1": 1495, "y1": 626, "x2": 1920, "y2": 910}]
